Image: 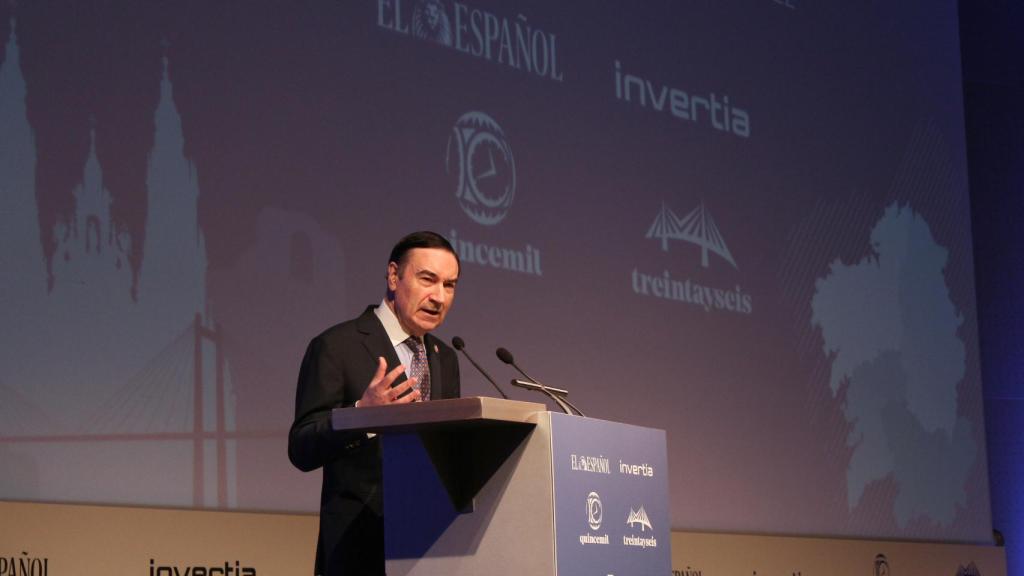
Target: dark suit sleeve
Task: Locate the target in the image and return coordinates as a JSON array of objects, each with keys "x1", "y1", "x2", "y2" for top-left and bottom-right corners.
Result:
[
  {"x1": 289, "y1": 328, "x2": 461, "y2": 472},
  {"x1": 287, "y1": 335, "x2": 362, "y2": 472}
]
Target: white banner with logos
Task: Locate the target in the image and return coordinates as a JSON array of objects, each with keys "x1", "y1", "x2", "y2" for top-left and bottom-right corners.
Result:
[
  {"x1": 1, "y1": 500, "x2": 1006, "y2": 576},
  {"x1": 0, "y1": 501, "x2": 316, "y2": 576}
]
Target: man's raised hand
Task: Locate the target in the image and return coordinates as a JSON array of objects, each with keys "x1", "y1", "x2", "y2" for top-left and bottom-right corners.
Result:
[{"x1": 358, "y1": 356, "x2": 421, "y2": 406}]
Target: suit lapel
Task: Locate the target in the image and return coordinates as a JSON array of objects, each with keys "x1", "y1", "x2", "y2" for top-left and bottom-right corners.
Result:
[{"x1": 356, "y1": 306, "x2": 407, "y2": 386}]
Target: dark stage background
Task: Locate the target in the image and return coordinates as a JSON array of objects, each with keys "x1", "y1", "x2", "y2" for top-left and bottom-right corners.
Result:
[
  {"x1": 0, "y1": 0, "x2": 996, "y2": 545},
  {"x1": 960, "y1": 0, "x2": 1024, "y2": 573}
]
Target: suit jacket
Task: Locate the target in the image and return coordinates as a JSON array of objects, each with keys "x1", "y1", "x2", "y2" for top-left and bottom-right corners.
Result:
[{"x1": 288, "y1": 305, "x2": 461, "y2": 576}]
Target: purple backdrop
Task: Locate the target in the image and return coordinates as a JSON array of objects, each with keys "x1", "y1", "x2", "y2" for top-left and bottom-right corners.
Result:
[{"x1": 0, "y1": 0, "x2": 991, "y2": 543}]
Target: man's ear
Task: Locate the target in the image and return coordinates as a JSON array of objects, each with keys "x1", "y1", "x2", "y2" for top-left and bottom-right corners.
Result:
[{"x1": 387, "y1": 261, "x2": 399, "y2": 291}]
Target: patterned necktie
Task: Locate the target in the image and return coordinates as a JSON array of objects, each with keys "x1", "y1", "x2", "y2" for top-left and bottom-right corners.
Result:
[{"x1": 404, "y1": 337, "x2": 430, "y2": 401}]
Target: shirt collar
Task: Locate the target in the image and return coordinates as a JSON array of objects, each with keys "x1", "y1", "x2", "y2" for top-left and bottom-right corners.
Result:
[{"x1": 375, "y1": 297, "x2": 414, "y2": 347}]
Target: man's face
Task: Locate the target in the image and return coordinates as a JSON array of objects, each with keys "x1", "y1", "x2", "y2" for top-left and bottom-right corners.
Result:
[{"x1": 387, "y1": 247, "x2": 460, "y2": 337}]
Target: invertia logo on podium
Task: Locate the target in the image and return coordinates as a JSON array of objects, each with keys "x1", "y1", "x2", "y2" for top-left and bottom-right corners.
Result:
[{"x1": 618, "y1": 459, "x2": 654, "y2": 477}]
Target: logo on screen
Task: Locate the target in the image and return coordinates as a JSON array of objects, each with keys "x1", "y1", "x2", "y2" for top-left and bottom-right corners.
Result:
[
  {"x1": 646, "y1": 202, "x2": 737, "y2": 270},
  {"x1": 446, "y1": 111, "x2": 516, "y2": 226},
  {"x1": 411, "y1": 0, "x2": 452, "y2": 46},
  {"x1": 586, "y1": 491, "x2": 603, "y2": 530},
  {"x1": 626, "y1": 506, "x2": 653, "y2": 532},
  {"x1": 631, "y1": 200, "x2": 753, "y2": 315},
  {"x1": 614, "y1": 59, "x2": 750, "y2": 139},
  {"x1": 377, "y1": 0, "x2": 564, "y2": 82}
]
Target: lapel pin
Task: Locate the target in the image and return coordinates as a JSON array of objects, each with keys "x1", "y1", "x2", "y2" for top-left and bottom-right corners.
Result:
[{"x1": 434, "y1": 344, "x2": 439, "y2": 353}]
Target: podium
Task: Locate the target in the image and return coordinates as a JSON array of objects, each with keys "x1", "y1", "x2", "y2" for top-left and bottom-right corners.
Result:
[{"x1": 332, "y1": 397, "x2": 670, "y2": 576}]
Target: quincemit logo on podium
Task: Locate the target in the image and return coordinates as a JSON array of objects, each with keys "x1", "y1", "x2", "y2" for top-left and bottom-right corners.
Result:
[{"x1": 586, "y1": 491, "x2": 603, "y2": 530}]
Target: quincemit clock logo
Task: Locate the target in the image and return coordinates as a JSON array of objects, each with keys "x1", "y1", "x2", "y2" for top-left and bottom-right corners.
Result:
[{"x1": 446, "y1": 111, "x2": 516, "y2": 226}]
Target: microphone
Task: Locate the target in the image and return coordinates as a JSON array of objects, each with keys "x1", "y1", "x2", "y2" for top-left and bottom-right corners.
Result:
[
  {"x1": 496, "y1": 347, "x2": 542, "y2": 385},
  {"x1": 452, "y1": 336, "x2": 509, "y2": 399},
  {"x1": 511, "y1": 378, "x2": 568, "y2": 395},
  {"x1": 495, "y1": 347, "x2": 585, "y2": 416}
]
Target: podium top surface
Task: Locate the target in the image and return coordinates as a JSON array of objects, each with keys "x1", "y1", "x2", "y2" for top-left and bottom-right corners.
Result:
[{"x1": 331, "y1": 396, "x2": 547, "y2": 434}]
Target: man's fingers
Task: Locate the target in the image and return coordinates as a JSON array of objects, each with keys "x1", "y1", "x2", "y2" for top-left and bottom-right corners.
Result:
[
  {"x1": 394, "y1": 385, "x2": 422, "y2": 404},
  {"x1": 388, "y1": 377, "x2": 415, "y2": 400},
  {"x1": 362, "y1": 361, "x2": 423, "y2": 405},
  {"x1": 359, "y1": 359, "x2": 425, "y2": 407},
  {"x1": 383, "y1": 364, "x2": 407, "y2": 387},
  {"x1": 369, "y1": 363, "x2": 406, "y2": 391},
  {"x1": 368, "y1": 357, "x2": 387, "y2": 386}
]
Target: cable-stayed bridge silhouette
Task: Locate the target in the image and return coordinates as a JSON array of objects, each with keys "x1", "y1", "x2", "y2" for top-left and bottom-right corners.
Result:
[
  {"x1": 0, "y1": 316, "x2": 257, "y2": 509},
  {"x1": 646, "y1": 202, "x2": 737, "y2": 269}
]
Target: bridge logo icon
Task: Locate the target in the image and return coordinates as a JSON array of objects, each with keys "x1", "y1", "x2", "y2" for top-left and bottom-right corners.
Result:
[
  {"x1": 626, "y1": 506, "x2": 653, "y2": 532},
  {"x1": 645, "y1": 202, "x2": 737, "y2": 269}
]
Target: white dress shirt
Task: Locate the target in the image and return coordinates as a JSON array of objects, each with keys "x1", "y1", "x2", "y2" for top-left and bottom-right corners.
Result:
[{"x1": 374, "y1": 298, "x2": 416, "y2": 369}]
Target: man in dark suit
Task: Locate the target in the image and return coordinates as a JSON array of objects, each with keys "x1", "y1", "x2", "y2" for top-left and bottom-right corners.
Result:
[{"x1": 288, "y1": 231, "x2": 462, "y2": 576}]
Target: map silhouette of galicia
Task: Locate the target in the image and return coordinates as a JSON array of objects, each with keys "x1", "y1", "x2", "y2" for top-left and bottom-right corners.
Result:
[{"x1": 811, "y1": 202, "x2": 975, "y2": 527}]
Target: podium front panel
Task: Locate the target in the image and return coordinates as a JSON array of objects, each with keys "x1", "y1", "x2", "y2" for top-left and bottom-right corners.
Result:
[
  {"x1": 549, "y1": 412, "x2": 671, "y2": 576},
  {"x1": 368, "y1": 400, "x2": 670, "y2": 576},
  {"x1": 383, "y1": 413, "x2": 555, "y2": 576}
]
